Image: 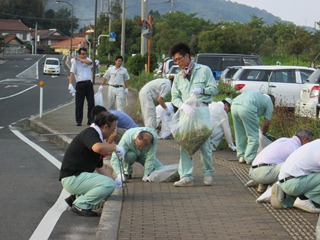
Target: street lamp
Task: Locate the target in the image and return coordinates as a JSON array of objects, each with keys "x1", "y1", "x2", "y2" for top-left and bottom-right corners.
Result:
[{"x1": 56, "y1": 0, "x2": 73, "y2": 56}]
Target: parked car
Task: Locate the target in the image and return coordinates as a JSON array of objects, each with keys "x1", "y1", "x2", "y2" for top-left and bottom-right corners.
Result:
[
  {"x1": 165, "y1": 65, "x2": 181, "y2": 79},
  {"x1": 295, "y1": 69, "x2": 320, "y2": 118},
  {"x1": 220, "y1": 66, "x2": 241, "y2": 84},
  {"x1": 43, "y1": 57, "x2": 60, "y2": 75},
  {"x1": 160, "y1": 58, "x2": 175, "y2": 77},
  {"x1": 229, "y1": 65, "x2": 315, "y2": 108},
  {"x1": 194, "y1": 53, "x2": 263, "y2": 79}
]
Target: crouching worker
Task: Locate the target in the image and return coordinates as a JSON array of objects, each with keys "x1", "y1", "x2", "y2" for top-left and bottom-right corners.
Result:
[
  {"x1": 110, "y1": 127, "x2": 163, "y2": 182},
  {"x1": 59, "y1": 112, "x2": 125, "y2": 217}
]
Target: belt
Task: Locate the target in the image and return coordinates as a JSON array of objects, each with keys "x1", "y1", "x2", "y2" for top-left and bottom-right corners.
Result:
[
  {"x1": 279, "y1": 176, "x2": 295, "y2": 183},
  {"x1": 251, "y1": 163, "x2": 274, "y2": 169},
  {"x1": 78, "y1": 80, "x2": 91, "y2": 83},
  {"x1": 107, "y1": 84, "x2": 123, "y2": 88}
]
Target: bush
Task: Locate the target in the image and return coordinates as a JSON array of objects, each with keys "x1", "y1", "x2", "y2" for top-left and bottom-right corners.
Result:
[{"x1": 126, "y1": 54, "x2": 145, "y2": 75}]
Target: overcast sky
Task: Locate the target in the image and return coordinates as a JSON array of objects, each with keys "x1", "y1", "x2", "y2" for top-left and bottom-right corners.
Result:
[{"x1": 231, "y1": 0, "x2": 320, "y2": 28}]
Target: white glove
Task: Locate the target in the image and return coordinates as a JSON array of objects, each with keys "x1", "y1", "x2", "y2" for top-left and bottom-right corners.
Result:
[
  {"x1": 115, "y1": 145, "x2": 125, "y2": 159},
  {"x1": 180, "y1": 103, "x2": 195, "y2": 117},
  {"x1": 231, "y1": 146, "x2": 237, "y2": 152},
  {"x1": 117, "y1": 173, "x2": 126, "y2": 182},
  {"x1": 68, "y1": 84, "x2": 76, "y2": 96},
  {"x1": 114, "y1": 177, "x2": 123, "y2": 189},
  {"x1": 98, "y1": 85, "x2": 103, "y2": 92},
  {"x1": 142, "y1": 175, "x2": 151, "y2": 182},
  {"x1": 192, "y1": 87, "x2": 202, "y2": 95},
  {"x1": 124, "y1": 88, "x2": 129, "y2": 95}
]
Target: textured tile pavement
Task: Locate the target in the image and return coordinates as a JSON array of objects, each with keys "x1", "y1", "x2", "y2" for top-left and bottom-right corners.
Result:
[{"x1": 27, "y1": 80, "x2": 319, "y2": 240}]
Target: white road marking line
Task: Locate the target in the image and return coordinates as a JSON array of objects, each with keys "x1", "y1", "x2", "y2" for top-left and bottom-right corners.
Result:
[
  {"x1": 0, "y1": 85, "x2": 37, "y2": 100},
  {"x1": 9, "y1": 126, "x2": 68, "y2": 240}
]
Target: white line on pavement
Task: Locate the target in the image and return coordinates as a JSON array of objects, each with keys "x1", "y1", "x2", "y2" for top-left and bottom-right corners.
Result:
[
  {"x1": 9, "y1": 126, "x2": 69, "y2": 240},
  {"x1": 0, "y1": 85, "x2": 37, "y2": 100}
]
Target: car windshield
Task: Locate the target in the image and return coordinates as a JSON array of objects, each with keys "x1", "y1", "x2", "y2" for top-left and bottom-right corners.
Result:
[{"x1": 46, "y1": 59, "x2": 59, "y2": 65}]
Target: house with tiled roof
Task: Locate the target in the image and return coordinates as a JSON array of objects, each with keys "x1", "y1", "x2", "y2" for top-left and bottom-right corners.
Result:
[
  {"x1": 31, "y1": 29, "x2": 68, "y2": 47},
  {"x1": 3, "y1": 34, "x2": 28, "y2": 54},
  {"x1": 0, "y1": 19, "x2": 31, "y2": 42},
  {"x1": 51, "y1": 37, "x2": 89, "y2": 56}
]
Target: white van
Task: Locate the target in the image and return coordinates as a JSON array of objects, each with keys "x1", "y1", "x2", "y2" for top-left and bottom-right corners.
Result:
[{"x1": 43, "y1": 57, "x2": 61, "y2": 75}]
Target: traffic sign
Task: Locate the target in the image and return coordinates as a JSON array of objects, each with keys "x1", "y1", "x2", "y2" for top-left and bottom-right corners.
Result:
[{"x1": 110, "y1": 32, "x2": 116, "y2": 39}]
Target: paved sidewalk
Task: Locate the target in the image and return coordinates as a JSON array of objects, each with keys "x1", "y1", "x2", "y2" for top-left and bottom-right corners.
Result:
[{"x1": 27, "y1": 85, "x2": 319, "y2": 240}]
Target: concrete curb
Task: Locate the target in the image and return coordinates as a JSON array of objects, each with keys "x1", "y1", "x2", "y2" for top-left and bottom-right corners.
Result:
[{"x1": 28, "y1": 112, "x2": 122, "y2": 240}]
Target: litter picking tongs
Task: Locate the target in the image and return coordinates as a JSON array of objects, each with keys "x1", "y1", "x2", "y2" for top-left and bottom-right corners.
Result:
[{"x1": 117, "y1": 155, "x2": 128, "y2": 197}]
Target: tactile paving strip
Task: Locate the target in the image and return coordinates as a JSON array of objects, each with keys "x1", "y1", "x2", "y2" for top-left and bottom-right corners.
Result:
[{"x1": 159, "y1": 140, "x2": 317, "y2": 239}]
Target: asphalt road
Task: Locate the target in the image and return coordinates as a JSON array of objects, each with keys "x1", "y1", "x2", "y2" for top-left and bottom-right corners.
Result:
[{"x1": 0, "y1": 54, "x2": 99, "y2": 239}]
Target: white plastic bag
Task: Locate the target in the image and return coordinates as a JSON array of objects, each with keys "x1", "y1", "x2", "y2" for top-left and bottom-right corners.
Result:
[
  {"x1": 94, "y1": 91, "x2": 104, "y2": 106},
  {"x1": 148, "y1": 164, "x2": 179, "y2": 182},
  {"x1": 257, "y1": 129, "x2": 272, "y2": 153}
]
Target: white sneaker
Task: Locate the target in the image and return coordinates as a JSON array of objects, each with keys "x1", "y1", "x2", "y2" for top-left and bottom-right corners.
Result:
[
  {"x1": 270, "y1": 183, "x2": 284, "y2": 209},
  {"x1": 212, "y1": 145, "x2": 217, "y2": 151},
  {"x1": 203, "y1": 176, "x2": 213, "y2": 186},
  {"x1": 256, "y1": 186, "x2": 272, "y2": 204},
  {"x1": 239, "y1": 156, "x2": 245, "y2": 164},
  {"x1": 173, "y1": 177, "x2": 194, "y2": 187},
  {"x1": 293, "y1": 198, "x2": 320, "y2": 213}
]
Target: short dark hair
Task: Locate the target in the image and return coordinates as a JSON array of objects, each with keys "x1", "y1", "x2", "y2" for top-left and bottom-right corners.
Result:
[
  {"x1": 78, "y1": 47, "x2": 87, "y2": 54},
  {"x1": 94, "y1": 111, "x2": 118, "y2": 127},
  {"x1": 295, "y1": 128, "x2": 314, "y2": 143},
  {"x1": 115, "y1": 56, "x2": 123, "y2": 61},
  {"x1": 92, "y1": 105, "x2": 107, "y2": 119},
  {"x1": 137, "y1": 131, "x2": 154, "y2": 145},
  {"x1": 170, "y1": 42, "x2": 191, "y2": 58}
]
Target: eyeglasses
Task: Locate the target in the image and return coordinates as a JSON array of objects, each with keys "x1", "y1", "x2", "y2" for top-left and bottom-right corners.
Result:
[
  {"x1": 80, "y1": 52, "x2": 87, "y2": 55},
  {"x1": 173, "y1": 55, "x2": 185, "y2": 63}
]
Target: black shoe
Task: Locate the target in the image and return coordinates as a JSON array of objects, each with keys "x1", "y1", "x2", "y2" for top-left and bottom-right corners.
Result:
[
  {"x1": 71, "y1": 205, "x2": 98, "y2": 217},
  {"x1": 76, "y1": 123, "x2": 82, "y2": 126},
  {"x1": 124, "y1": 174, "x2": 132, "y2": 179},
  {"x1": 65, "y1": 195, "x2": 76, "y2": 207}
]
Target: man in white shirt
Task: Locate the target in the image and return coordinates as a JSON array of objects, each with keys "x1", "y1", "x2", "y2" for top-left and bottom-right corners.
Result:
[
  {"x1": 271, "y1": 138, "x2": 320, "y2": 213},
  {"x1": 68, "y1": 47, "x2": 94, "y2": 126},
  {"x1": 156, "y1": 102, "x2": 175, "y2": 139},
  {"x1": 139, "y1": 78, "x2": 172, "y2": 130},
  {"x1": 249, "y1": 129, "x2": 313, "y2": 193},
  {"x1": 99, "y1": 56, "x2": 130, "y2": 111},
  {"x1": 208, "y1": 98, "x2": 236, "y2": 152}
]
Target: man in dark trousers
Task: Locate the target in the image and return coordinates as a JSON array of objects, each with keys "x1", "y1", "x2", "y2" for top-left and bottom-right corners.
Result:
[{"x1": 68, "y1": 47, "x2": 94, "y2": 126}]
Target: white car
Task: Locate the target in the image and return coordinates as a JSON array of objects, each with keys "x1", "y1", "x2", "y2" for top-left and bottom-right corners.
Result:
[
  {"x1": 229, "y1": 65, "x2": 315, "y2": 108},
  {"x1": 295, "y1": 69, "x2": 320, "y2": 118},
  {"x1": 165, "y1": 65, "x2": 181, "y2": 80},
  {"x1": 43, "y1": 57, "x2": 61, "y2": 75}
]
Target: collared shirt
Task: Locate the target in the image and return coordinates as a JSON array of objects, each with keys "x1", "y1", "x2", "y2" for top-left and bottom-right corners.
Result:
[
  {"x1": 208, "y1": 101, "x2": 234, "y2": 148},
  {"x1": 70, "y1": 57, "x2": 93, "y2": 82},
  {"x1": 279, "y1": 139, "x2": 320, "y2": 179},
  {"x1": 140, "y1": 78, "x2": 172, "y2": 101},
  {"x1": 108, "y1": 109, "x2": 138, "y2": 129},
  {"x1": 232, "y1": 91, "x2": 274, "y2": 120},
  {"x1": 252, "y1": 136, "x2": 301, "y2": 166},
  {"x1": 171, "y1": 63, "x2": 218, "y2": 108},
  {"x1": 103, "y1": 66, "x2": 130, "y2": 85}
]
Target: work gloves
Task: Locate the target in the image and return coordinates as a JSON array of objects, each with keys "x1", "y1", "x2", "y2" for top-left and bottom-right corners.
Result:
[
  {"x1": 192, "y1": 87, "x2": 202, "y2": 95},
  {"x1": 124, "y1": 88, "x2": 129, "y2": 95},
  {"x1": 115, "y1": 173, "x2": 126, "y2": 189},
  {"x1": 68, "y1": 84, "x2": 76, "y2": 96},
  {"x1": 98, "y1": 85, "x2": 103, "y2": 92},
  {"x1": 142, "y1": 175, "x2": 151, "y2": 182},
  {"x1": 180, "y1": 103, "x2": 195, "y2": 117},
  {"x1": 115, "y1": 145, "x2": 125, "y2": 159},
  {"x1": 231, "y1": 146, "x2": 237, "y2": 152}
]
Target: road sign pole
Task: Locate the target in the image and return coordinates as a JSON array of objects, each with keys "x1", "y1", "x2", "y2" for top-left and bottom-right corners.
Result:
[{"x1": 39, "y1": 81, "x2": 44, "y2": 118}]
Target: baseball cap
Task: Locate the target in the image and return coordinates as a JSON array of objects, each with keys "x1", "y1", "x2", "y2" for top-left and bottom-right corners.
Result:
[{"x1": 225, "y1": 98, "x2": 232, "y2": 106}]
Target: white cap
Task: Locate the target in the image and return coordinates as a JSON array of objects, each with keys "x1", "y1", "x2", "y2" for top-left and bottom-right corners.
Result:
[{"x1": 225, "y1": 98, "x2": 232, "y2": 106}]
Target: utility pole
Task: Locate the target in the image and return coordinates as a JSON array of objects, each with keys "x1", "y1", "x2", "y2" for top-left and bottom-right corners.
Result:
[
  {"x1": 121, "y1": 0, "x2": 126, "y2": 63},
  {"x1": 108, "y1": 0, "x2": 113, "y2": 60},
  {"x1": 141, "y1": 0, "x2": 147, "y2": 56},
  {"x1": 35, "y1": 22, "x2": 37, "y2": 54},
  {"x1": 93, "y1": 0, "x2": 98, "y2": 84}
]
